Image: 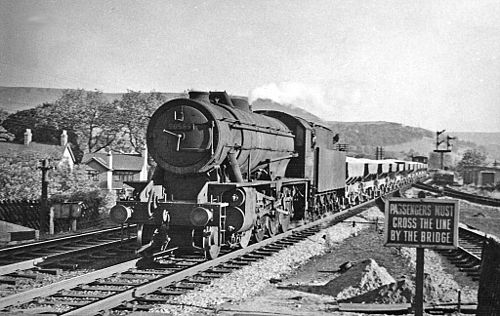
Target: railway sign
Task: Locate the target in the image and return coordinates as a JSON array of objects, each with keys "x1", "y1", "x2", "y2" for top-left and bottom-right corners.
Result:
[
  {"x1": 384, "y1": 197, "x2": 459, "y2": 316},
  {"x1": 384, "y1": 198, "x2": 459, "y2": 249}
]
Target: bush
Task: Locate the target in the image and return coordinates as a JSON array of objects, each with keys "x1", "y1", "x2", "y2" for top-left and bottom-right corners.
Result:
[{"x1": 0, "y1": 150, "x2": 113, "y2": 213}]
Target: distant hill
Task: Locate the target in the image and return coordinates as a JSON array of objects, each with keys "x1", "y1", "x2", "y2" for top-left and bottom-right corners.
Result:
[
  {"x1": 251, "y1": 98, "x2": 324, "y2": 123},
  {"x1": 324, "y1": 121, "x2": 434, "y2": 158},
  {"x1": 0, "y1": 86, "x2": 123, "y2": 113},
  {"x1": 2, "y1": 86, "x2": 498, "y2": 161},
  {"x1": 0, "y1": 86, "x2": 182, "y2": 113},
  {"x1": 452, "y1": 132, "x2": 500, "y2": 161},
  {"x1": 452, "y1": 132, "x2": 500, "y2": 147}
]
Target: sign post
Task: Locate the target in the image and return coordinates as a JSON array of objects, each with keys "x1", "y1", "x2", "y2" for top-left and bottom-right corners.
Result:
[{"x1": 384, "y1": 198, "x2": 459, "y2": 315}]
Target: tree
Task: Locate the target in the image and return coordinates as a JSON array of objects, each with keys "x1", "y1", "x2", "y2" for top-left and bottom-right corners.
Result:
[
  {"x1": 456, "y1": 149, "x2": 487, "y2": 173},
  {"x1": 35, "y1": 89, "x2": 122, "y2": 153},
  {"x1": 49, "y1": 162, "x2": 114, "y2": 213},
  {"x1": 0, "y1": 148, "x2": 112, "y2": 210},
  {"x1": 113, "y1": 90, "x2": 167, "y2": 153},
  {"x1": 2, "y1": 107, "x2": 42, "y2": 143},
  {"x1": 0, "y1": 126, "x2": 14, "y2": 142},
  {"x1": 0, "y1": 109, "x2": 9, "y2": 124}
]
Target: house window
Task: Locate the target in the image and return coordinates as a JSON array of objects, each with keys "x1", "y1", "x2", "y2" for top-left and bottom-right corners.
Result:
[
  {"x1": 115, "y1": 171, "x2": 135, "y2": 182},
  {"x1": 87, "y1": 170, "x2": 99, "y2": 181}
]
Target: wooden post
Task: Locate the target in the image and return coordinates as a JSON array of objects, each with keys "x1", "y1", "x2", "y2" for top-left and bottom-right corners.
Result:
[
  {"x1": 70, "y1": 218, "x2": 77, "y2": 232},
  {"x1": 38, "y1": 159, "x2": 52, "y2": 234},
  {"x1": 49, "y1": 207, "x2": 55, "y2": 235},
  {"x1": 415, "y1": 248, "x2": 425, "y2": 316}
]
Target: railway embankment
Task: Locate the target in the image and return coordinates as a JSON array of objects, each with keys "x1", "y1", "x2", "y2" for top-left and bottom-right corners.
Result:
[{"x1": 152, "y1": 204, "x2": 482, "y2": 316}]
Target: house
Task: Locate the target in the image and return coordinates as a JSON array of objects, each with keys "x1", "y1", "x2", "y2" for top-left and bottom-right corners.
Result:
[
  {"x1": 0, "y1": 129, "x2": 76, "y2": 168},
  {"x1": 82, "y1": 148, "x2": 149, "y2": 194},
  {"x1": 463, "y1": 163, "x2": 500, "y2": 188}
]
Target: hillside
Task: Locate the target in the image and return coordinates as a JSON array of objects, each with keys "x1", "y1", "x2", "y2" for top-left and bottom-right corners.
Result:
[
  {"x1": 2, "y1": 86, "x2": 498, "y2": 160},
  {"x1": 452, "y1": 132, "x2": 500, "y2": 160},
  {"x1": 0, "y1": 86, "x2": 123, "y2": 113}
]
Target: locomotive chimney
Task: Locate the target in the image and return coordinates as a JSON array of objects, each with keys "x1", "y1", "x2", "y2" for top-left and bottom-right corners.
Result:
[
  {"x1": 24, "y1": 129, "x2": 32, "y2": 146},
  {"x1": 188, "y1": 91, "x2": 210, "y2": 103}
]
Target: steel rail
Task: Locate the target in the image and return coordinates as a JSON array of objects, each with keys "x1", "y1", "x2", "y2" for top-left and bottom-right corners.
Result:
[
  {"x1": 413, "y1": 182, "x2": 500, "y2": 207},
  {"x1": 437, "y1": 225, "x2": 487, "y2": 280},
  {"x1": 0, "y1": 186, "x2": 408, "y2": 315},
  {"x1": 0, "y1": 259, "x2": 140, "y2": 309},
  {"x1": 0, "y1": 225, "x2": 136, "y2": 274},
  {"x1": 62, "y1": 199, "x2": 379, "y2": 315},
  {"x1": 0, "y1": 237, "x2": 136, "y2": 276},
  {"x1": 0, "y1": 225, "x2": 135, "y2": 253}
]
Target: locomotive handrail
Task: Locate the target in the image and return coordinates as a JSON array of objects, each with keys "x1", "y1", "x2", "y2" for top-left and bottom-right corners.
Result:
[
  {"x1": 255, "y1": 153, "x2": 299, "y2": 168},
  {"x1": 228, "y1": 123, "x2": 295, "y2": 138}
]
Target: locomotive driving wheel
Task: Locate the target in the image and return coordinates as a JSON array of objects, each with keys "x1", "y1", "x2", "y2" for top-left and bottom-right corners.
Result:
[{"x1": 204, "y1": 226, "x2": 220, "y2": 259}]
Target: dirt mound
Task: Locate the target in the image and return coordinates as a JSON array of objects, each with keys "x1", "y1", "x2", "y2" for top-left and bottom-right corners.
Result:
[
  {"x1": 285, "y1": 258, "x2": 395, "y2": 301},
  {"x1": 340, "y1": 273, "x2": 451, "y2": 304}
]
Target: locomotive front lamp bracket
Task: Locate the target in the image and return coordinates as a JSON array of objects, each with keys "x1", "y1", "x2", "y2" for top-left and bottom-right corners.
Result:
[{"x1": 163, "y1": 128, "x2": 183, "y2": 151}]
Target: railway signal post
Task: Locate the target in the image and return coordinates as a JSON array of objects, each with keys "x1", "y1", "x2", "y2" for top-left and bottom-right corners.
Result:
[
  {"x1": 434, "y1": 130, "x2": 454, "y2": 169},
  {"x1": 384, "y1": 198, "x2": 459, "y2": 316}
]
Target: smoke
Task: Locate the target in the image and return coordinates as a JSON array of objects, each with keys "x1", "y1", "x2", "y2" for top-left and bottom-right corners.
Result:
[
  {"x1": 249, "y1": 82, "x2": 333, "y2": 118},
  {"x1": 249, "y1": 81, "x2": 371, "y2": 121}
]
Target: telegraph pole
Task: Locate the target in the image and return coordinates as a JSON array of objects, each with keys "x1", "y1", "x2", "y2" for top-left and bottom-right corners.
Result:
[{"x1": 38, "y1": 159, "x2": 52, "y2": 234}]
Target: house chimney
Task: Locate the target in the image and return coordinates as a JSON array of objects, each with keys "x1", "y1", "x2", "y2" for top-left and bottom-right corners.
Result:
[
  {"x1": 24, "y1": 129, "x2": 32, "y2": 145},
  {"x1": 60, "y1": 130, "x2": 68, "y2": 146}
]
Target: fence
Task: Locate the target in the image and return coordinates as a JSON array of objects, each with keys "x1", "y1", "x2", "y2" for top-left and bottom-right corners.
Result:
[
  {"x1": 0, "y1": 199, "x2": 103, "y2": 235},
  {"x1": 477, "y1": 236, "x2": 500, "y2": 315}
]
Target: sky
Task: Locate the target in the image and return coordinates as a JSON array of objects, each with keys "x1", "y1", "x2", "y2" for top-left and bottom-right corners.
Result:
[{"x1": 1, "y1": 0, "x2": 500, "y2": 132}]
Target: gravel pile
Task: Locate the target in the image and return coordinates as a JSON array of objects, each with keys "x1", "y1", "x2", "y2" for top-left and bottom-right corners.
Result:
[
  {"x1": 152, "y1": 213, "x2": 371, "y2": 315},
  {"x1": 396, "y1": 247, "x2": 477, "y2": 303},
  {"x1": 332, "y1": 258, "x2": 396, "y2": 301},
  {"x1": 339, "y1": 249, "x2": 478, "y2": 305},
  {"x1": 285, "y1": 258, "x2": 395, "y2": 300}
]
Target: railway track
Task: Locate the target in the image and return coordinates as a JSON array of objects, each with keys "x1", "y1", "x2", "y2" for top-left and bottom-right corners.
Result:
[
  {"x1": 414, "y1": 182, "x2": 500, "y2": 207},
  {"x1": 0, "y1": 226, "x2": 138, "y2": 306},
  {"x1": 0, "y1": 226, "x2": 137, "y2": 276},
  {"x1": 412, "y1": 182, "x2": 493, "y2": 281},
  {"x1": 0, "y1": 198, "x2": 380, "y2": 315},
  {"x1": 438, "y1": 225, "x2": 486, "y2": 281}
]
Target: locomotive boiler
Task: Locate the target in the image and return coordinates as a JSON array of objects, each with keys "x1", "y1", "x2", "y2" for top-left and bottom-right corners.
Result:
[{"x1": 111, "y1": 91, "x2": 312, "y2": 261}]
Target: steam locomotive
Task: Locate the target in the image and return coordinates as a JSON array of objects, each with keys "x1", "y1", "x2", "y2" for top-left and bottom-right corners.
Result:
[{"x1": 109, "y1": 91, "x2": 427, "y2": 262}]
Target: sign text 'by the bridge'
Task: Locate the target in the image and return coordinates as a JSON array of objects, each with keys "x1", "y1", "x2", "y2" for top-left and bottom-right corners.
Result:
[{"x1": 384, "y1": 198, "x2": 459, "y2": 249}]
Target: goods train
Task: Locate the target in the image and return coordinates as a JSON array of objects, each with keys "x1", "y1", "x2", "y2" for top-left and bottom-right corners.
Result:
[{"x1": 109, "y1": 91, "x2": 427, "y2": 263}]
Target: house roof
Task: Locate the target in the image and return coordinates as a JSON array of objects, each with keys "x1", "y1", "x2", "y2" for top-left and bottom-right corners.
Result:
[
  {"x1": 82, "y1": 152, "x2": 145, "y2": 171},
  {"x1": 0, "y1": 141, "x2": 74, "y2": 162}
]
